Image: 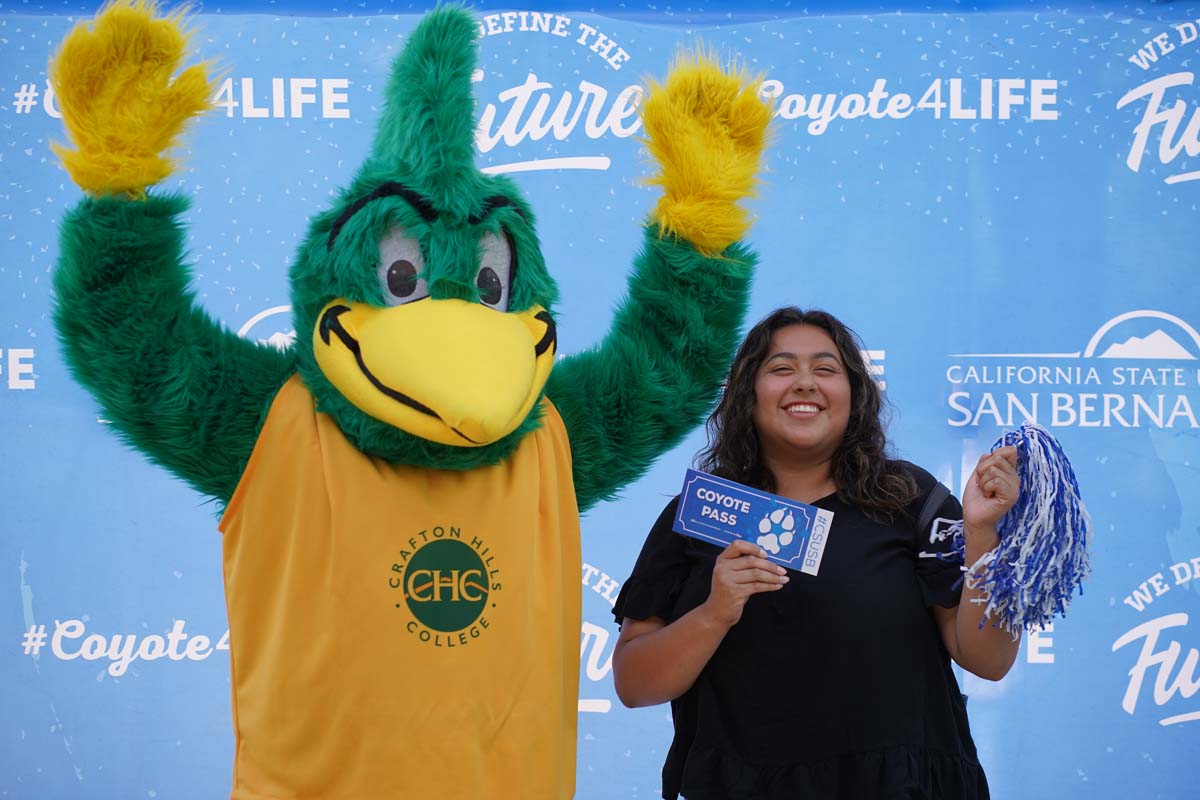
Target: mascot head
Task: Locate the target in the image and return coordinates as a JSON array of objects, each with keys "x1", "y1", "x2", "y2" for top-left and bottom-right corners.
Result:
[{"x1": 288, "y1": 7, "x2": 560, "y2": 469}]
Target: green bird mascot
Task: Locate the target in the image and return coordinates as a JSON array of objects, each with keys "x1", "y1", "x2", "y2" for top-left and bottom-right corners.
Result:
[{"x1": 49, "y1": 1, "x2": 771, "y2": 797}]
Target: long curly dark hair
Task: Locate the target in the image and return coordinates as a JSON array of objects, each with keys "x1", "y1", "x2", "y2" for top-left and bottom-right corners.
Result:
[{"x1": 697, "y1": 307, "x2": 919, "y2": 521}]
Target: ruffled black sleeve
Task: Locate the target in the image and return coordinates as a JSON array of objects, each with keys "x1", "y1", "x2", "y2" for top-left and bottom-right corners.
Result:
[
  {"x1": 612, "y1": 497, "x2": 692, "y2": 627},
  {"x1": 906, "y1": 464, "x2": 967, "y2": 609}
]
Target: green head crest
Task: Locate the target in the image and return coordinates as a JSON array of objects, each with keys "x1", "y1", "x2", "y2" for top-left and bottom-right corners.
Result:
[{"x1": 368, "y1": 4, "x2": 485, "y2": 215}]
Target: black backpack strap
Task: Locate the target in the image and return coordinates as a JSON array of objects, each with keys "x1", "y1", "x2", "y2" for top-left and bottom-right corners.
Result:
[
  {"x1": 916, "y1": 481, "x2": 951, "y2": 542},
  {"x1": 913, "y1": 478, "x2": 967, "y2": 705}
]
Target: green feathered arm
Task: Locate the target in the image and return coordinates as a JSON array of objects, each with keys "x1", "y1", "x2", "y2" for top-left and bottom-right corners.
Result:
[
  {"x1": 54, "y1": 196, "x2": 295, "y2": 504},
  {"x1": 547, "y1": 233, "x2": 753, "y2": 512},
  {"x1": 50, "y1": 4, "x2": 293, "y2": 504},
  {"x1": 547, "y1": 52, "x2": 772, "y2": 512}
]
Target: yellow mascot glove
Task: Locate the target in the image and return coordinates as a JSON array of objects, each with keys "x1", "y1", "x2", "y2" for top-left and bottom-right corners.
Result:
[
  {"x1": 641, "y1": 50, "x2": 773, "y2": 257},
  {"x1": 49, "y1": 0, "x2": 214, "y2": 197}
]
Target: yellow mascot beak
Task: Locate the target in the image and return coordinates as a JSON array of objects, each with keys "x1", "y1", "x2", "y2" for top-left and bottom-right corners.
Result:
[{"x1": 313, "y1": 298, "x2": 556, "y2": 446}]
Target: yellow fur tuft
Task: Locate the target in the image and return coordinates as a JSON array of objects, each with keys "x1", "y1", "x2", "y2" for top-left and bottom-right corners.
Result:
[
  {"x1": 48, "y1": 0, "x2": 215, "y2": 196},
  {"x1": 641, "y1": 49, "x2": 773, "y2": 256}
]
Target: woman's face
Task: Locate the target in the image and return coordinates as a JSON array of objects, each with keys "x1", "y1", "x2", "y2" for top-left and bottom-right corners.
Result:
[{"x1": 752, "y1": 324, "x2": 852, "y2": 467}]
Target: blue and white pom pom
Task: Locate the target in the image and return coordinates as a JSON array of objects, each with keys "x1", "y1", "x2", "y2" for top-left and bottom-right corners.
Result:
[{"x1": 951, "y1": 423, "x2": 1093, "y2": 637}]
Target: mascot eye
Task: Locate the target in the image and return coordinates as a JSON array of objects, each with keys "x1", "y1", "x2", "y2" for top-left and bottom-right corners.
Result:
[
  {"x1": 475, "y1": 232, "x2": 513, "y2": 311},
  {"x1": 476, "y1": 267, "x2": 502, "y2": 306},
  {"x1": 387, "y1": 260, "x2": 419, "y2": 297},
  {"x1": 376, "y1": 228, "x2": 428, "y2": 306}
]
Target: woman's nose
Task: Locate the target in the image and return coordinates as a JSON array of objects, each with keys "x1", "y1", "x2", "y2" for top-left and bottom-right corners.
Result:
[{"x1": 791, "y1": 371, "x2": 816, "y2": 392}]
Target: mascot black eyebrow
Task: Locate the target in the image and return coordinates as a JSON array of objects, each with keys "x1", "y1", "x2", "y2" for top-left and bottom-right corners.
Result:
[{"x1": 49, "y1": 2, "x2": 771, "y2": 797}]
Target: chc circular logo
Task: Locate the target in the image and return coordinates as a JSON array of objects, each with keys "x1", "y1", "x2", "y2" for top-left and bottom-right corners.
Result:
[
  {"x1": 390, "y1": 528, "x2": 499, "y2": 648},
  {"x1": 403, "y1": 539, "x2": 489, "y2": 631}
]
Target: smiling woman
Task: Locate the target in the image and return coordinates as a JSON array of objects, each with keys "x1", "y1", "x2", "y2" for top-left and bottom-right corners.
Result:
[
  {"x1": 702, "y1": 308, "x2": 916, "y2": 518},
  {"x1": 750, "y1": 324, "x2": 853, "y2": 490},
  {"x1": 612, "y1": 306, "x2": 1024, "y2": 800}
]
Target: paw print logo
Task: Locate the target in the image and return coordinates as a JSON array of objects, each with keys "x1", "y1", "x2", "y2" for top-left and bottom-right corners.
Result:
[{"x1": 756, "y1": 507, "x2": 796, "y2": 555}]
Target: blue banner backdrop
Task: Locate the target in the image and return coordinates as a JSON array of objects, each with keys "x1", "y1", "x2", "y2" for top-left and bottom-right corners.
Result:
[{"x1": 3, "y1": 2, "x2": 1199, "y2": 798}]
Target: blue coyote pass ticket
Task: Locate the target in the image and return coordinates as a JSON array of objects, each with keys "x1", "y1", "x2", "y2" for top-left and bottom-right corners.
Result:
[{"x1": 674, "y1": 469, "x2": 835, "y2": 575}]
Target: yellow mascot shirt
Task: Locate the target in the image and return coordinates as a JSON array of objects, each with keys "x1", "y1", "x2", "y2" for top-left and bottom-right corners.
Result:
[{"x1": 219, "y1": 374, "x2": 581, "y2": 800}]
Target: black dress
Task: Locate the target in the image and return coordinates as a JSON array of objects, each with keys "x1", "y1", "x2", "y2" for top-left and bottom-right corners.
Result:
[{"x1": 612, "y1": 464, "x2": 990, "y2": 800}]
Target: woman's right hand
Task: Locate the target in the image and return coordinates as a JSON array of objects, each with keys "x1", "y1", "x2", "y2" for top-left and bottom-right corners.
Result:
[
  {"x1": 614, "y1": 540, "x2": 789, "y2": 707},
  {"x1": 700, "y1": 539, "x2": 790, "y2": 629}
]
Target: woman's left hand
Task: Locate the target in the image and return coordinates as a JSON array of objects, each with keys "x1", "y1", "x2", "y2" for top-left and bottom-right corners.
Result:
[
  {"x1": 962, "y1": 445, "x2": 1020, "y2": 534},
  {"x1": 945, "y1": 445, "x2": 1024, "y2": 681}
]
